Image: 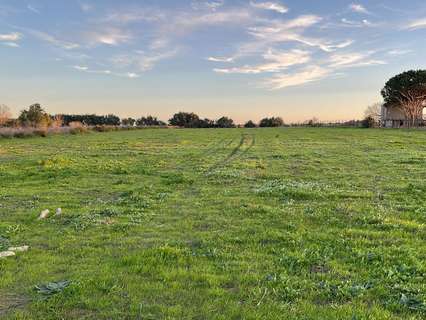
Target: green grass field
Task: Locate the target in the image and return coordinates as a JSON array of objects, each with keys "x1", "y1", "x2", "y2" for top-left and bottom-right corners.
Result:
[{"x1": 0, "y1": 128, "x2": 425, "y2": 319}]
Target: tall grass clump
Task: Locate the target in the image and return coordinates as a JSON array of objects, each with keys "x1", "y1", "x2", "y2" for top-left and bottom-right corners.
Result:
[{"x1": 69, "y1": 122, "x2": 89, "y2": 135}]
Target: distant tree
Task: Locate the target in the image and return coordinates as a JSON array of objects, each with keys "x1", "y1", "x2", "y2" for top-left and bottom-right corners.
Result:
[
  {"x1": 18, "y1": 103, "x2": 51, "y2": 127},
  {"x1": 121, "y1": 118, "x2": 136, "y2": 126},
  {"x1": 305, "y1": 117, "x2": 320, "y2": 127},
  {"x1": 137, "y1": 116, "x2": 166, "y2": 126},
  {"x1": 259, "y1": 117, "x2": 284, "y2": 127},
  {"x1": 362, "y1": 116, "x2": 376, "y2": 128},
  {"x1": 169, "y1": 112, "x2": 200, "y2": 128},
  {"x1": 364, "y1": 103, "x2": 382, "y2": 123},
  {"x1": 0, "y1": 104, "x2": 11, "y2": 126},
  {"x1": 104, "y1": 114, "x2": 121, "y2": 126},
  {"x1": 215, "y1": 116, "x2": 235, "y2": 128},
  {"x1": 197, "y1": 118, "x2": 215, "y2": 128},
  {"x1": 381, "y1": 70, "x2": 426, "y2": 126},
  {"x1": 60, "y1": 114, "x2": 120, "y2": 126},
  {"x1": 244, "y1": 120, "x2": 257, "y2": 128}
]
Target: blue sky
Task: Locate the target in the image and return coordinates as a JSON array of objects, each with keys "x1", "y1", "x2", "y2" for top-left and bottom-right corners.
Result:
[{"x1": 1, "y1": 0, "x2": 426, "y2": 122}]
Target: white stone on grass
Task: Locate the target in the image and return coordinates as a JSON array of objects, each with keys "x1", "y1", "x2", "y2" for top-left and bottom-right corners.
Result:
[
  {"x1": 8, "y1": 246, "x2": 29, "y2": 252},
  {"x1": 0, "y1": 251, "x2": 15, "y2": 258},
  {"x1": 38, "y1": 209, "x2": 50, "y2": 220}
]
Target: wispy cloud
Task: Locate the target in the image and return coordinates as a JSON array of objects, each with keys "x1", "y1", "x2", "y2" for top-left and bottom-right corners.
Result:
[
  {"x1": 0, "y1": 32, "x2": 22, "y2": 41},
  {"x1": 110, "y1": 49, "x2": 180, "y2": 72},
  {"x1": 214, "y1": 49, "x2": 310, "y2": 74},
  {"x1": 248, "y1": 16, "x2": 353, "y2": 53},
  {"x1": 261, "y1": 50, "x2": 385, "y2": 90},
  {"x1": 101, "y1": 8, "x2": 165, "y2": 24},
  {"x1": 265, "y1": 66, "x2": 331, "y2": 89},
  {"x1": 27, "y1": 5, "x2": 40, "y2": 14},
  {"x1": 387, "y1": 49, "x2": 412, "y2": 56},
  {"x1": 405, "y1": 18, "x2": 426, "y2": 30},
  {"x1": 250, "y1": 1, "x2": 288, "y2": 14},
  {"x1": 176, "y1": 8, "x2": 252, "y2": 30},
  {"x1": 86, "y1": 28, "x2": 132, "y2": 46},
  {"x1": 73, "y1": 65, "x2": 89, "y2": 71},
  {"x1": 341, "y1": 18, "x2": 375, "y2": 27},
  {"x1": 191, "y1": 1, "x2": 225, "y2": 12},
  {"x1": 328, "y1": 52, "x2": 386, "y2": 68},
  {"x1": 73, "y1": 65, "x2": 139, "y2": 78},
  {"x1": 349, "y1": 3, "x2": 370, "y2": 14},
  {"x1": 208, "y1": 10, "x2": 363, "y2": 90},
  {"x1": 207, "y1": 56, "x2": 235, "y2": 63},
  {"x1": 28, "y1": 30, "x2": 79, "y2": 49},
  {"x1": 2, "y1": 42, "x2": 20, "y2": 47}
]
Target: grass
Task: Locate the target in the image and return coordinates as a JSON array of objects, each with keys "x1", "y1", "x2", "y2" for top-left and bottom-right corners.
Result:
[{"x1": 0, "y1": 127, "x2": 425, "y2": 319}]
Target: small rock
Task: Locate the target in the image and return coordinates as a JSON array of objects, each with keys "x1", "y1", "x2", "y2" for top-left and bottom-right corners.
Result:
[
  {"x1": 55, "y1": 208, "x2": 62, "y2": 216},
  {"x1": 8, "y1": 246, "x2": 29, "y2": 252},
  {"x1": 38, "y1": 209, "x2": 50, "y2": 220},
  {"x1": 0, "y1": 251, "x2": 15, "y2": 258}
]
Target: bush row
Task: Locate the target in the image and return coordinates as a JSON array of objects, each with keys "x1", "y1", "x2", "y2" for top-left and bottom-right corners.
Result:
[{"x1": 0, "y1": 125, "x2": 176, "y2": 139}]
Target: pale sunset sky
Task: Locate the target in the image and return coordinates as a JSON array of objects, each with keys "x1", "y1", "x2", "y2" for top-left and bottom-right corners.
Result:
[{"x1": 1, "y1": 0, "x2": 426, "y2": 123}]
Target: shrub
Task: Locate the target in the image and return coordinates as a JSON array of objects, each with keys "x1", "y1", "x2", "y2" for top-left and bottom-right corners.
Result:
[
  {"x1": 362, "y1": 116, "x2": 377, "y2": 128},
  {"x1": 18, "y1": 103, "x2": 52, "y2": 128},
  {"x1": 33, "y1": 129, "x2": 48, "y2": 137},
  {"x1": 0, "y1": 128, "x2": 14, "y2": 139},
  {"x1": 215, "y1": 117, "x2": 235, "y2": 128},
  {"x1": 169, "y1": 112, "x2": 200, "y2": 128},
  {"x1": 93, "y1": 125, "x2": 117, "y2": 132},
  {"x1": 60, "y1": 114, "x2": 121, "y2": 126},
  {"x1": 68, "y1": 121, "x2": 88, "y2": 135},
  {"x1": 13, "y1": 129, "x2": 35, "y2": 139},
  {"x1": 244, "y1": 120, "x2": 257, "y2": 128},
  {"x1": 69, "y1": 121, "x2": 84, "y2": 128},
  {"x1": 70, "y1": 127, "x2": 88, "y2": 135},
  {"x1": 259, "y1": 117, "x2": 284, "y2": 127},
  {"x1": 122, "y1": 118, "x2": 136, "y2": 127},
  {"x1": 137, "y1": 116, "x2": 166, "y2": 127}
]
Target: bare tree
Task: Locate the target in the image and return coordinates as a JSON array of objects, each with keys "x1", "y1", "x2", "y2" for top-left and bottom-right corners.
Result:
[
  {"x1": 364, "y1": 103, "x2": 382, "y2": 122},
  {"x1": 0, "y1": 104, "x2": 11, "y2": 126}
]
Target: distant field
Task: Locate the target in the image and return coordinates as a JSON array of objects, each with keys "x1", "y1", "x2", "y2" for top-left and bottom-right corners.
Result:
[{"x1": 0, "y1": 128, "x2": 425, "y2": 319}]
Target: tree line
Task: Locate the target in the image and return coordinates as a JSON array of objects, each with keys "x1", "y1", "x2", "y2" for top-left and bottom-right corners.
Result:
[{"x1": 0, "y1": 105, "x2": 285, "y2": 128}]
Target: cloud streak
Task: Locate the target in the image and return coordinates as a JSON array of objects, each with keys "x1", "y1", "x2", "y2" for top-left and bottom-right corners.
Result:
[
  {"x1": 214, "y1": 49, "x2": 310, "y2": 74},
  {"x1": 250, "y1": 1, "x2": 288, "y2": 14},
  {"x1": 110, "y1": 49, "x2": 180, "y2": 72},
  {"x1": 86, "y1": 28, "x2": 132, "y2": 46},
  {"x1": 349, "y1": 3, "x2": 370, "y2": 14},
  {"x1": 405, "y1": 18, "x2": 426, "y2": 30},
  {"x1": 27, "y1": 5, "x2": 40, "y2": 14},
  {"x1": 73, "y1": 65, "x2": 139, "y2": 78},
  {"x1": 265, "y1": 66, "x2": 331, "y2": 89},
  {"x1": 27, "y1": 30, "x2": 79, "y2": 49},
  {"x1": 328, "y1": 52, "x2": 386, "y2": 68},
  {"x1": 0, "y1": 32, "x2": 22, "y2": 41}
]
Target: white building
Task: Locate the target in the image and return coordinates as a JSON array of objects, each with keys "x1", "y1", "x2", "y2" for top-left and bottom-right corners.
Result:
[{"x1": 381, "y1": 103, "x2": 426, "y2": 128}]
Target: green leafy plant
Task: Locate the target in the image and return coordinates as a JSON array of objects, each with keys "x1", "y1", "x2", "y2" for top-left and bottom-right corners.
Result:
[{"x1": 35, "y1": 280, "x2": 71, "y2": 298}]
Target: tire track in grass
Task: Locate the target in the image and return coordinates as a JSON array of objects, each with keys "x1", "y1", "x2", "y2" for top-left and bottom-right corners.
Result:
[
  {"x1": 174, "y1": 137, "x2": 237, "y2": 172},
  {"x1": 204, "y1": 133, "x2": 256, "y2": 175},
  {"x1": 179, "y1": 133, "x2": 255, "y2": 212}
]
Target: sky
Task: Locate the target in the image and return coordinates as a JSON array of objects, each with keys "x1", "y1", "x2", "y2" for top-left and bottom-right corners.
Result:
[{"x1": 1, "y1": 0, "x2": 426, "y2": 123}]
